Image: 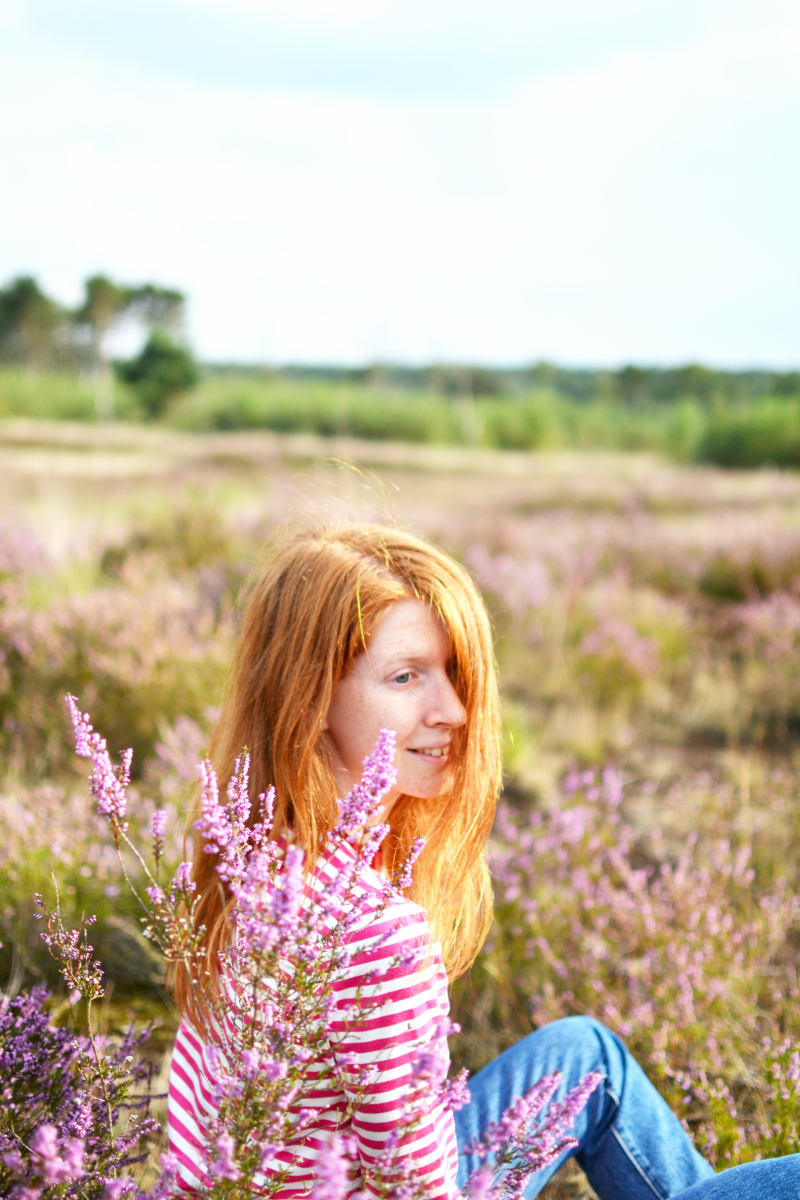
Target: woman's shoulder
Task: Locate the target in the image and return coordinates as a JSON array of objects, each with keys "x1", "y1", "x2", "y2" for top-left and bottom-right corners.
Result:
[{"x1": 312, "y1": 836, "x2": 433, "y2": 945}]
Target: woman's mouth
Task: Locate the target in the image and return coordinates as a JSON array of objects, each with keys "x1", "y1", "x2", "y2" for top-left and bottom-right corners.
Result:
[{"x1": 408, "y1": 746, "x2": 450, "y2": 763}]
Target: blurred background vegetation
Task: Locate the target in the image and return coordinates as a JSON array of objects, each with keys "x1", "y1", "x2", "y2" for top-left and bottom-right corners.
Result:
[
  {"x1": 3, "y1": 273, "x2": 800, "y2": 470},
  {"x1": 5, "y1": 279, "x2": 800, "y2": 1191}
]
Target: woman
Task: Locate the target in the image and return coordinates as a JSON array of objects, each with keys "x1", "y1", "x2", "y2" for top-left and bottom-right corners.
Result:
[{"x1": 167, "y1": 523, "x2": 800, "y2": 1199}]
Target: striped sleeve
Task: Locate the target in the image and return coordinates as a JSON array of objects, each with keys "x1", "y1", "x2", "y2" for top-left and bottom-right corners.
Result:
[{"x1": 328, "y1": 897, "x2": 460, "y2": 1199}]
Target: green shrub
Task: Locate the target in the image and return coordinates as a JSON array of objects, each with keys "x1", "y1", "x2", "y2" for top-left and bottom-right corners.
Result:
[
  {"x1": 4, "y1": 364, "x2": 800, "y2": 472},
  {"x1": 116, "y1": 332, "x2": 200, "y2": 419},
  {"x1": 168, "y1": 375, "x2": 462, "y2": 443},
  {"x1": 697, "y1": 400, "x2": 800, "y2": 468},
  {"x1": 480, "y1": 393, "x2": 561, "y2": 450}
]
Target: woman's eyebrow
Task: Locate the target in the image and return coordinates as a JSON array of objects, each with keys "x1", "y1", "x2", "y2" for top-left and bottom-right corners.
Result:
[{"x1": 381, "y1": 653, "x2": 438, "y2": 671}]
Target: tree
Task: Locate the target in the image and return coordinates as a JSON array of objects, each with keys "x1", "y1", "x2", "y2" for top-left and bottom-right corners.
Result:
[
  {"x1": 128, "y1": 283, "x2": 186, "y2": 337},
  {"x1": 72, "y1": 276, "x2": 134, "y2": 418},
  {"x1": 73, "y1": 275, "x2": 133, "y2": 370},
  {"x1": 72, "y1": 277, "x2": 188, "y2": 369},
  {"x1": 0, "y1": 276, "x2": 63, "y2": 369},
  {"x1": 617, "y1": 365, "x2": 651, "y2": 407},
  {"x1": 72, "y1": 276, "x2": 189, "y2": 419},
  {"x1": 116, "y1": 330, "x2": 199, "y2": 419}
]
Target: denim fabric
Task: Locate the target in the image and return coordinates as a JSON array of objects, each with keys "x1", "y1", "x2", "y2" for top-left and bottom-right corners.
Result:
[{"x1": 454, "y1": 1017, "x2": 800, "y2": 1199}]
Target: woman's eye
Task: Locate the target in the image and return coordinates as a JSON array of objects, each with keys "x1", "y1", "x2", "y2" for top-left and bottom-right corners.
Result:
[{"x1": 393, "y1": 671, "x2": 412, "y2": 684}]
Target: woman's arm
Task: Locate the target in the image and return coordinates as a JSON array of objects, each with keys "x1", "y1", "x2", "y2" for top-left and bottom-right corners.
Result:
[{"x1": 330, "y1": 899, "x2": 461, "y2": 1200}]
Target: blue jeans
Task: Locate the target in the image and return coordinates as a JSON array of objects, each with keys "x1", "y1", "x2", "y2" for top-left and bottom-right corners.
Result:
[{"x1": 454, "y1": 1017, "x2": 800, "y2": 1199}]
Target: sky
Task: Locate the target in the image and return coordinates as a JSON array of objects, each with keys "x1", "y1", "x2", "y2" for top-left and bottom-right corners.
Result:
[{"x1": 1, "y1": 0, "x2": 798, "y2": 367}]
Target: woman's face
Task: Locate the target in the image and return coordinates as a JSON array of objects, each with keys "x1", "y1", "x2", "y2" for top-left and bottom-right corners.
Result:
[{"x1": 322, "y1": 598, "x2": 466, "y2": 814}]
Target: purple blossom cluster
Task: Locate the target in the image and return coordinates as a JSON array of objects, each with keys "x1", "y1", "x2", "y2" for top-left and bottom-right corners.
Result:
[
  {"x1": 67, "y1": 695, "x2": 132, "y2": 827},
  {"x1": 674, "y1": 1035, "x2": 800, "y2": 1169},
  {"x1": 0, "y1": 556, "x2": 232, "y2": 784},
  {"x1": 463, "y1": 1070, "x2": 603, "y2": 1199},
  {"x1": 34, "y1": 898, "x2": 105, "y2": 1000},
  {"x1": 0, "y1": 985, "x2": 163, "y2": 1200},
  {"x1": 464, "y1": 766, "x2": 800, "y2": 1170},
  {"x1": 12, "y1": 419, "x2": 800, "y2": 1198},
  {"x1": 5, "y1": 1122, "x2": 86, "y2": 1198},
  {"x1": 490, "y1": 769, "x2": 800, "y2": 1059},
  {"x1": 0, "y1": 769, "x2": 182, "y2": 994},
  {"x1": 11, "y1": 702, "x2": 602, "y2": 1199},
  {"x1": 459, "y1": 502, "x2": 800, "y2": 741}
]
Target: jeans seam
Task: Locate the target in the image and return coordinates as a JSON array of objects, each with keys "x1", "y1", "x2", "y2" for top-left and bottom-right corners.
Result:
[{"x1": 610, "y1": 1125, "x2": 668, "y2": 1200}]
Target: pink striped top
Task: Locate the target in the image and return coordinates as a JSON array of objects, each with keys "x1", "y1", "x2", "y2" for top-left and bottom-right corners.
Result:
[{"x1": 167, "y1": 838, "x2": 460, "y2": 1198}]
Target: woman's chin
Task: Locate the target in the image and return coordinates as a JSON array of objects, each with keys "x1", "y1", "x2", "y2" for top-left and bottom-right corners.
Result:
[{"x1": 395, "y1": 777, "x2": 447, "y2": 802}]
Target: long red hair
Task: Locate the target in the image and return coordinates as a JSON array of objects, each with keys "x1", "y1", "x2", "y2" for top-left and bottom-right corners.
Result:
[{"x1": 173, "y1": 523, "x2": 501, "y2": 1027}]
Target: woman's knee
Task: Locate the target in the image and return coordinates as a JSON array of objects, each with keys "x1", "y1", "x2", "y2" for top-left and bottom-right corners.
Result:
[
  {"x1": 516, "y1": 1016, "x2": 627, "y2": 1094},
  {"x1": 531, "y1": 1014, "x2": 620, "y2": 1055}
]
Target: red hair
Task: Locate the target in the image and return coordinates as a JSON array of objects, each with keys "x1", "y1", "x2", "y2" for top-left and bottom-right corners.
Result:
[{"x1": 173, "y1": 523, "x2": 501, "y2": 1027}]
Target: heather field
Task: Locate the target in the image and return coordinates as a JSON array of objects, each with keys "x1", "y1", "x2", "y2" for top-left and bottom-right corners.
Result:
[{"x1": 3, "y1": 419, "x2": 800, "y2": 1196}]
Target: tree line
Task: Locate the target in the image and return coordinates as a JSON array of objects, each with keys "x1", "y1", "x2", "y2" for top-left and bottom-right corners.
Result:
[
  {"x1": 3, "y1": 273, "x2": 798, "y2": 418},
  {"x1": 281, "y1": 361, "x2": 800, "y2": 407},
  {"x1": 0, "y1": 274, "x2": 198, "y2": 417}
]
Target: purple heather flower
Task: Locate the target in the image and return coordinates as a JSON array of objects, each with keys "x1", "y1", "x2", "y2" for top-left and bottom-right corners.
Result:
[
  {"x1": 240, "y1": 1048, "x2": 260, "y2": 1076},
  {"x1": 309, "y1": 1134, "x2": 351, "y2": 1199},
  {"x1": 27, "y1": 1124, "x2": 85, "y2": 1187},
  {"x1": 195, "y1": 759, "x2": 230, "y2": 853},
  {"x1": 65, "y1": 696, "x2": 131, "y2": 824},
  {"x1": 173, "y1": 861, "x2": 196, "y2": 894},
  {"x1": 0, "y1": 985, "x2": 157, "y2": 1195},
  {"x1": 443, "y1": 1068, "x2": 471, "y2": 1114},
  {"x1": 466, "y1": 1165, "x2": 496, "y2": 1199},
  {"x1": 28, "y1": 1125, "x2": 59, "y2": 1175},
  {"x1": 59, "y1": 1138, "x2": 86, "y2": 1181},
  {"x1": 101, "y1": 1177, "x2": 136, "y2": 1199},
  {"x1": 334, "y1": 729, "x2": 397, "y2": 839},
  {"x1": 262, "y1": 1060, "x2": 288, "y2": 1082},
  {"x1": 465, "y1": 1069, "x2": 603, "y2": 1182},
  {"x1": 210, "y1": 1132, "x2": 240, "y2": 1182},
  {"x1": 394, "y1": 836, "x2": 425, "y2": 892},
  {"x1": 257, "y1": 785, "x2": 277, "y2": 837},
  {"x1": 149, "y1": 1152, "x2": 180, "y2": 1199},
  {"x1": 258, "y1": 1142, "x2": 279, "y2": 1173},
  {"x1": 227, "y1": 752, "x2": 252, "y2": 824},
  {"x1": 3, "y1": 1149, "x2": 25, "y2": 1174},
  {"x1": 67, "y1": 1096, "x2": 93, "y2": 1138}
]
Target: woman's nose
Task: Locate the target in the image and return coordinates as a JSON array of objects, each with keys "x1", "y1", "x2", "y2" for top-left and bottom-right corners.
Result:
[{"x1": 428, "y1": 674, "x2": 467, "y2": 728}]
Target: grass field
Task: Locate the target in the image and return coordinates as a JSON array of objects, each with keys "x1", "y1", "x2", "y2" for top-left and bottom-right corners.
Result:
[
  {"x1": 4, "y1": 365, "x2": 800, "y2": 467},
  {"x1": 3, "y1": 419, "x2": 800, "y2": 1195}
]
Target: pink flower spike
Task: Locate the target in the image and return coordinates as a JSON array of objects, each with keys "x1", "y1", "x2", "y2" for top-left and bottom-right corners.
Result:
[
  {"x1": 309, "y1": 1134, "x2": 352, "y2": 1200},
  {"x1": 466, "y1": 1165, "x2": 496, "y2": 1199},
  {"x1": 150, "y1": 809, "x2": 167, "y2": 840},
  {"x1": 65, "y1": 695, "x2": 131, "y2": 824},
  {"x1": 210, "y1": 1132, "x2": 240, "y2": 1182},
  {"x1": 334, "y1": 728, "x2": 397, "y2": 839}
]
